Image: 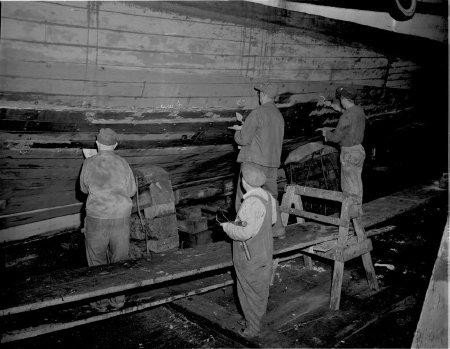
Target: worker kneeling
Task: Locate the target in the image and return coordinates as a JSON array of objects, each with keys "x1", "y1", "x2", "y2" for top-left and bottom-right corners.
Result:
[{"x1": 220, "y1": 162, "x2": 276, "y2": 338}]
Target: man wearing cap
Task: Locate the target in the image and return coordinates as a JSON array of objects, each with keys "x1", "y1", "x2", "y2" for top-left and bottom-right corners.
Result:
[
  {"x1": 80, "y1": 128, "x2": 137, "y2": 311},
  {"x1": 220, "y1": 162, "x2": 277, "y2": 338},
  {"x1": 321, "y1": 86, "x2": 366, "y2": 216},
  {"x1": 229, "y1": 82, "x2": 285, "y2": 239}
]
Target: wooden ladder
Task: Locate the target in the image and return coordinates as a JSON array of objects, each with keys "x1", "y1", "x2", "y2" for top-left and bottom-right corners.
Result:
[{"x1": 280, "y1": 185, "x2": 379, "y2": 310}]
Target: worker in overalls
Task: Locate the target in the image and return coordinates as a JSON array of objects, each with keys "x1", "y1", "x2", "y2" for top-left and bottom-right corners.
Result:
[
  {"x1": 229, "y1": 82, "x2": 285, "y2": 239},
  {"x1": 80, "y1": 128, "x2": 137, "y2": 312},
  {"x1": 220, "y1": 162, "x2": 277, "y2": 338},
  {"x1": 321, "y1": 86, "x2": 366, "y2": 216}
]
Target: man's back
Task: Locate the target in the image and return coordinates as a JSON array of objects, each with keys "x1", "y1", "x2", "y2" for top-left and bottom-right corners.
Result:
[
  {"x1": 80, "y1": 151, "x2": 136, "y2": 219},
  {"x1": 235, "y1": 101, "x2": 284, "y2": 167}
]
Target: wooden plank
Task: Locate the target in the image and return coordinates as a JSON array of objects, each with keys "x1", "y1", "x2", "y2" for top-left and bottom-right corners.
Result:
[
  {"x1": 2, "y1": 2, "x2": 89, "y2": 27},
  {"x1": 1, "y1": 18, "x2": 243, "y2": 57},
  {"x1": 0, "y1": 182, "x2": 444, "y2": 315},
  {"x1": 0, "y1": 130, "x2": 234, "y2": 148},
  {"x1": 341, "y1": 239, "x2": 373, "y2": 262},
  {"x1": 0, "y1": 86, "x2": 408, "y2": 110},
  {"x1": 1, "y1": 18, "x2": 47, "y2": 42},
  {"x1": 0, "y1": 144, "x2": 234, "y2": 159},
  {"x1": 1, "y1": 273, "x2": 234, "y2": 343},
  {"x1": 0, "y1": 118, "x2": 232, "y2": 136},
  {"x1": 0, "y1": 203, "x2": 83, "y2": 230},
  {"x1": 0, "y1": 242, "x2": 235, "y2": 315},
  {"x1": 0, "y1": 60, "x2": 255, "y2": 84},
  {"x1": 1, "y1": 77, "x2": 144, "y2": 97},
  {"x1": 330, "y1": 260, "x2": 344, "y2": 310},
  {"x1": 0, "y1": 214, "x2": 81, "y2": 243},
  {"x1": 411, "y1": 219, "x2": 448, "y2": 348},
  {"x1": 293, "y1": 185, "x2": 347, "y2": 202},
  {"x1": 0, "y1": 77, "x2": 262, "y2": 100},
  {"x1": 0, "y1": 222, "x2": 339, "y2": 315},
  {"x1": 361, "y1": 191, "x2": 439, "y2": 229},
  {"x1": 0, "y1": 191, "x2": 80, "y2": 218},
  {"x1": 282, "y1": 207, "x2": 346, "y2": 227},
  {"x1": 0, "y1": 107, "x2": 240, "y2": 123},
  {"x1": 0, "y1": 175, "x2": 234, "y2": 231},
  {"x1": 1, "y1": 40, "x2": 89, "y2": 65}
]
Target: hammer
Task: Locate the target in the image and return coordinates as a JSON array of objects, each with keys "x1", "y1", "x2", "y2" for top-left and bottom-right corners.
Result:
[{"x1": 235, "y1": 220, "x2": 251, "y2": 261}]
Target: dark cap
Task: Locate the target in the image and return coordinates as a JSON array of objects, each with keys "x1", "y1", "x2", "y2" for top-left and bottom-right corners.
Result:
[
  {"x1": 242, "y1": 162, "x2": 266, "y2": 187},
  {"x1": 254, "y1": 82, "x2": 279, "y2": 99},
  {"x1": 335, "y1": 86, "x2": 357, "y2": 100},
  {"x1": 97, "y1": 128, "x2": 118, "y2": 146}
]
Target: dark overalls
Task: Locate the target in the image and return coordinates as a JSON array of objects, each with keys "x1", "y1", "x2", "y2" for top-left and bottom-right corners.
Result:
[{"x1": 233, "y1": 192, "x2": 273, "y2": 333}]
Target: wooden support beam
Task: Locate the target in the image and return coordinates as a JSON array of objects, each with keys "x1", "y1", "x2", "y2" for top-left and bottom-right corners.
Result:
[
  {"x1": 280, "y1": 184, "x2": 304, "y2": 226},
  {"x1": 330, "y1": 260, "x2": 345, "y2": 310},
  {"x1": 340, "y1": 239, "x2": 373, "y2": 262},
  {"x1": 293, "y1": 185, "x2": 348, "y2": 202},
  {"x1": 1, "y1": 275, "x2": 234, "y2": 343},
  {"x1": 282, "y1": 207, "x2": 347, "y2": 227}
]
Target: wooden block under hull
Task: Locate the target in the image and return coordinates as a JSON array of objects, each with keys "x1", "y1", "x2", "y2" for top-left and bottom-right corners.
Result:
[
  {"x1": 146, "y1": 215, "x2": 178, "y2": 240},
  {"x1": 177, "y1": 217, "x2": 208, "y2": 234},
  {"x1": 179, "y1": 230, "x2": 213, "y2": 248},
  {"x1": 147, "y1": 235, "x2": 179, "y2": 253}
]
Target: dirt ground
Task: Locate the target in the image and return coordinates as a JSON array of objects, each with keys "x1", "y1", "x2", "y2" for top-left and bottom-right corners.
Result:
[{"x1": 4, "y1": 194, "x2": 447, "y2": 349}]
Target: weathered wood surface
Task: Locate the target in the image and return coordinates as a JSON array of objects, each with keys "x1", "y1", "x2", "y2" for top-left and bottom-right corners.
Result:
[
  {"x1": 1, "y1": 272, "x2": 235, "y2": 343},
  {"x1": 0, "y1": 103, "x2": 416, "y2": 230},
  {"x1": 1, "y1": 1, "x2": 423, "y2": 109},
  {"x1": 0, "y1": 174, "x2": 235, "y2": 243},
  {"x1": 411, "y1": 218, "x2": 449, "y2": 349},
  {"x1": 0, "y1": 1, "x2": 446, "y2": 235},
  {"x1": 0, "y1": 182, "x2": 444, "y2": 316}
]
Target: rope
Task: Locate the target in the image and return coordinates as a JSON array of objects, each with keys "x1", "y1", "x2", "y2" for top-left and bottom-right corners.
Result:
[{"x1": 135, "y1": 176, "x2": 150, "y2": 257}]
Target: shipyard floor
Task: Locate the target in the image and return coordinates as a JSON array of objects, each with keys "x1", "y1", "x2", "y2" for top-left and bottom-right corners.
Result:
[{"x1": 2, "y1": 167, "x2": 448, "y2": 348}]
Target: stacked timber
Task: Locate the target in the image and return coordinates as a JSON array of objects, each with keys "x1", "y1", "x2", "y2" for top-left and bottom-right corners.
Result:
[
  {"x1": 133, "y1": 166, "x2": 178, "y2": 253},
  {"x1": 177, "y1": 207, "x2": 214, "y2": 248}
]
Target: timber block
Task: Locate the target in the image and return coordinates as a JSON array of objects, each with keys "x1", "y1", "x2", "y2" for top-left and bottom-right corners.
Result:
[
  {"x1": 177, "y1": 206, "x2": 203, "y2": 219},
  {"x1": 177, "y1": 217, "x2": 209, "y2": 234},
  {"x1": 146, "y1": 215, "x2": 178, "y2": 240},
  {"x1": 144, "y1": 202, "x2": 176, "y2": 219},
  {"x1": 133, "y1": 165, "x2": 170, "y2": 185},
  {"x1": 149, "y1": 179, "x2": 175, "y2": 205},
  {"x1": 133, "y1": 165, "x2": 175, "y2": 206},
  {"x1": 179, "y1": 230, "x2": 213, "y2": 248},
  {"x1": 147, "y1": 235, "x2": 179, "y2": 253}
]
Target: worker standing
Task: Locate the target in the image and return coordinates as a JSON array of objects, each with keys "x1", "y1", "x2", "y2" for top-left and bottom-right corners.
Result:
[
  {"x1": 229, "y1": 82, "x2": 285, "y2": 239},
  {"x1": 80, "y1": 128, "x2": 137, "y2": 312},
  {"x1": 320, "y1": 86, "x2": 366, "y2": 216},
  {"x1": 220, "y1": 163, "x2": 277, "y2": 338}
]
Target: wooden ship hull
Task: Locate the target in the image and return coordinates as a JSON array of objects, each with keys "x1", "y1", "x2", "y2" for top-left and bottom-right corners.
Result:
[{"x1": 0, "y1": 1, "x2": 447, "y2": 243}]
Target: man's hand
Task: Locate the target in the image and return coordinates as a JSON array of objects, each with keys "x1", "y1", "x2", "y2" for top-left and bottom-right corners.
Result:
[
  {"x1": 316, "y1": 127, "x2": 335, "y2": 138},
  {"x1": 235, "y1": 112, "x2": 244, "y2": 123},
  {"x1": 228, "y1": 124, "x2": 242, "y2": 131}
]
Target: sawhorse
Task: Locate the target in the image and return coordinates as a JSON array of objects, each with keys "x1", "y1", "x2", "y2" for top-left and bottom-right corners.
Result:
[{"x1": 279, "y1": 185, "x2": 379, "y2": 310}]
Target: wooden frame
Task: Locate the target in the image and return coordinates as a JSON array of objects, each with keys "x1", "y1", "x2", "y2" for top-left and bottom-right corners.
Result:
[{"x1": 280, "y1": 185, "x2": 379, "y2": 310}]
